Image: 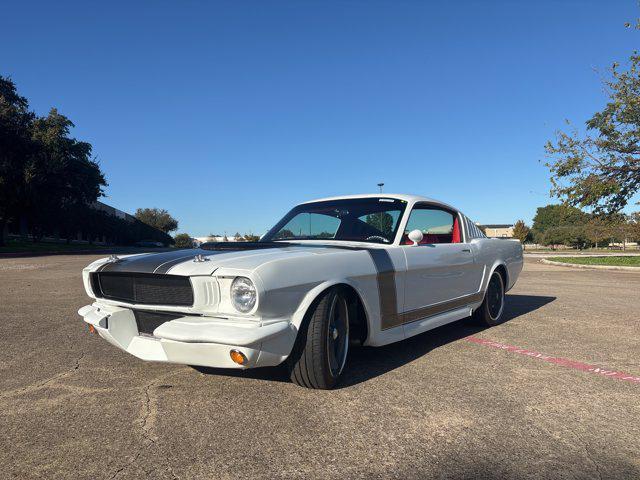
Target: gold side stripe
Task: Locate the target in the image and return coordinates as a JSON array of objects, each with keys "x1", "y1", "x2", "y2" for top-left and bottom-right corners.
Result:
[{"x1": 381, "y1": 291, "x2": 484, "y2": 330}]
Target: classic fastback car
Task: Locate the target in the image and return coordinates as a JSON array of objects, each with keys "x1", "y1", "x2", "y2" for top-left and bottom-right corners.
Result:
[{"x1": 79, "y1": 194, "x2": 523, "y2": 389}]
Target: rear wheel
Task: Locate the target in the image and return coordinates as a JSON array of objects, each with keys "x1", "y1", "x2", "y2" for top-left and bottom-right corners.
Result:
[
  {"x1": 474, "y1": 271, "x2": 505, "y2": 327},
  {"x1": 288, "y1": 289, "x2": 349, "y2": 389}
]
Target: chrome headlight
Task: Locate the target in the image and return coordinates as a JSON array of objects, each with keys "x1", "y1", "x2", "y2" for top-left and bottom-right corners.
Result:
[{"x1": 230, "y1": 276, "x2": 257, "y2": 313}]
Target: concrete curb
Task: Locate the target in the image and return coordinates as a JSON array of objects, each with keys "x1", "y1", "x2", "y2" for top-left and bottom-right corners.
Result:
[{"x1": 540, "y1": 258, "x2": 640, "y2": 271}]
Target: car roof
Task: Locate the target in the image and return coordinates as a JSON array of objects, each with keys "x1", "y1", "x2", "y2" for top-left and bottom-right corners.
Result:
[{"x1": 300, "y1": 193, "x2": 458, "y2": 211}]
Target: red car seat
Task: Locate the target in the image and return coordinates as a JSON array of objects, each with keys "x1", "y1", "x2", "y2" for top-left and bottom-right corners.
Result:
[{"x1": 402, "y1": 216, "x2": 462, "y2": 244}]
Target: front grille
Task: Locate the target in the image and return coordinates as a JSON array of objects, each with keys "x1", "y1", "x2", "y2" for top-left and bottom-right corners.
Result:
[
  {"x1": 90, "y1": 272, "x2": 194, "y2": 306},
  {"x1": 133, "y1": 310, "x2": 181, "y2": 336}
]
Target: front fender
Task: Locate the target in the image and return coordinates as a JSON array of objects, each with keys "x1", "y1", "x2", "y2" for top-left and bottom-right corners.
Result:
[{"x1": 288, "y1": 279, "x2": 373, "y2": 332}]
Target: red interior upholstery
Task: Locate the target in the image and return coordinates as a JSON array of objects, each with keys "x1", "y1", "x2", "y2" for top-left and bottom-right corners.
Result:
[
  {"x1": 402, "y1": 216, "x2": 462, "y2": 245},
  {"x1": 451, "y1": 217, "x2": 461, "y2": 243}
]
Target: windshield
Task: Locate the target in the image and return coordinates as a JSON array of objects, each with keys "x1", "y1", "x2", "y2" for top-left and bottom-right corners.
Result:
[{"x1": 262, "y1": 198, "x2": 407, "y2": 244}]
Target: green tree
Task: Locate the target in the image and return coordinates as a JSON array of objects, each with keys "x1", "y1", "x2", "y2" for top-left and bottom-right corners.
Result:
[
  {"x1": 531, "y1": 204, "x2": 587, "y2": 243},
  {"x1": 135, "y1": 208, "x2": 178, "y2": 233},
  {"x1": 365, "y1": 212, "x2": 393, "y2": 235},
  {"x1": 540, "y1": 225, "x2": 588, "y2": 250},
  {"x1": 0, "y1": 76, "x2": 106, "y2": 244},
  {"x1": 512, "y1": 220, "x2": 531, "y2": 248},
  {"x1": 244, "y1": 234, "x2": 260, "y2": 242},
  {"x1": 545, "y1": 24, "x2": 640, "y2": 214},
  {"x1": 26, "y1": 109, "x2": 106, "y2": 241},
  {"x1": 274, "y1": 229, "x2": 294, "y2": 240},
  {"x1": 539, "y1": 227, "x2": 562, "y2": 249},
  {"x1": 0, "y1": 76, "x2": 34, "y2": 245},
  {"x1": 606, "y1": 213, "x2": 634, "y2": 250},
  {"x1": 564, "y1": 225, "x2": 589, "y2": 250},
  {"x1": 585, "y1": 216, "x2": 613, "y2": 249},
  {"x1": 173, "y1": 233, "x2": 193, "y2": 249},
  {"x1": 627, "y1": 212, "x2": 640, "y2": 242}
]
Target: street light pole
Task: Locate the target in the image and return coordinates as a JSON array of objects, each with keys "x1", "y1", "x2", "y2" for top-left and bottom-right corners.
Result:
[{"x1": 377, "y1": 182, "x2": 384, "y2": 193}]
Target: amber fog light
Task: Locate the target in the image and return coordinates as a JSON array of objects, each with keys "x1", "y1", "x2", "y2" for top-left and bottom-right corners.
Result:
[{"x1": 230, "y1": 349, "x2": 248, "y2": 365}]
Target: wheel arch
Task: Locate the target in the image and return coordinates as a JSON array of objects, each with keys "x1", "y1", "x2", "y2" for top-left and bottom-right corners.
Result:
[
  {"x1": 492, "y1": 263, "x2": 508, "y2": 289},
  {"x1": 291, "y1": 280, "x2": 371, "y2": 346},
  {"x1": 475, "y1": 263, "x2": 508, "y2": 311}
]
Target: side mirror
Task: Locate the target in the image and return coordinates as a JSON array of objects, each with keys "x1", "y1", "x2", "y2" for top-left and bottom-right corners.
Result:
[{"x1": 408, "y1": 229, "x2": 423, "y2": 246}]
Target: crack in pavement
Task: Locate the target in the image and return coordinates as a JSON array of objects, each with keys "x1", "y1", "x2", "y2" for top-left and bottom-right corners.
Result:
[
  {"x1": 572, "y1": 430, "x2": 605, "y2": 480},
  {"x1": 109, "y1": 451, "x2": 144, "y2": 480},
  {"x1": 109, "y1": 370, "x2": 185, "y2": 480},
  {"x1": 0, "y1": 352, "x2": 85, "y2": 400},
  {"x1": 548, "y1": 421, "x2": 605, "y2": 480},
  {"x1": 140, "y1": 382, "x2": 158, "y2": 445}
]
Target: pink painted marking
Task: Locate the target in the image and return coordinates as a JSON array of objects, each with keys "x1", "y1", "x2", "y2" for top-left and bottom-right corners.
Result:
[{"x1": 466, "y1": 336, "x2": 640, "y2": 384}]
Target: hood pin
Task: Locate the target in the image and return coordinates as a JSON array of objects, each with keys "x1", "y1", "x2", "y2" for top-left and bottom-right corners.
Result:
[{"x1": 193, "y1": 254, "x2": 209, "y2": 263}]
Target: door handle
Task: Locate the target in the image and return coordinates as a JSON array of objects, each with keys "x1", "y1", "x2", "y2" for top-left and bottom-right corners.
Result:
[{"x1": 461, "y1": 248, "x2": 471, "y2": 253}]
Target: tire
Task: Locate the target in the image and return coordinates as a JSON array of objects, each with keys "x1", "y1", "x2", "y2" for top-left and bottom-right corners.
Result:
[
  {"x1": 473, "y1": 271, "x2": 505, "y2": 327},
  {"x1": 288, "y1": 289, "x2": 350, "y2": 389}
]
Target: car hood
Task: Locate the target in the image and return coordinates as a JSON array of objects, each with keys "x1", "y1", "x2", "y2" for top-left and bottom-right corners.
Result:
[{"x1": 91, "y1": 243, "x2": 371, "y2": 276}]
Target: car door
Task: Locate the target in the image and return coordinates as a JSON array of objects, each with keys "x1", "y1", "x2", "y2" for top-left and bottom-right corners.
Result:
[{"x1": 400, "y1": 205, "x2": 484, "y2": 321}]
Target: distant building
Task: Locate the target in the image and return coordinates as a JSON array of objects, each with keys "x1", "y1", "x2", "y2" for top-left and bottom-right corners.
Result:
[
  {"x1": 481, "y1": 224, "x2": 514, "y2": 238},
  {"x1": 192, "y1": 234, "x2": 263, "y2": 246},
  {"x1": 6, "y1": 200, "x2": 171, "y2": 246},
  {"x1": 92, "y1": 201, "x2": 133, "y2": 222},
  {"x1": 193, "y1": 236, "x2": 238, "y2": 246}
]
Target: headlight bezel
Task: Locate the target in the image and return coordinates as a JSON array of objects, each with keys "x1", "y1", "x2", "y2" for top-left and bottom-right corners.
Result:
[{"x1": 230, "y1": 276, "x2": 258, "y2": 313}]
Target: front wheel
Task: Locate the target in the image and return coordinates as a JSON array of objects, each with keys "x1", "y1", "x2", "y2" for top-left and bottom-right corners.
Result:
[
  {"x1": 288, "y1": 289, "x2": 349, "y2": 389},
  {"x1": 473, "y1": 271, "x2": 505, "y2": 327}
]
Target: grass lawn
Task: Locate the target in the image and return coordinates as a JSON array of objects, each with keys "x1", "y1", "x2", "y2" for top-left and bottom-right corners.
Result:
[
  {"x1": 527, "y1": 247, "x2": 640, "y2": 253},
  {"x1": 552, "y1": 256, "x2": 640, "y2": 267},
  {"x1": 0, "y1": 240, "x2": 108, "y2": 254}
]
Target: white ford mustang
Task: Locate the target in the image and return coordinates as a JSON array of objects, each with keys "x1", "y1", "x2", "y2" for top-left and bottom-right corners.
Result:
[{"x1": 79, "y1": 194, "x2": 523, "y2": 389}]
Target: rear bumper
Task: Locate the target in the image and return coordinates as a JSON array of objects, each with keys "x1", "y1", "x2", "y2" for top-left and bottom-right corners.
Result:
[{"x1": 78, "y1": 304, "x2": 296, "y2": 369}]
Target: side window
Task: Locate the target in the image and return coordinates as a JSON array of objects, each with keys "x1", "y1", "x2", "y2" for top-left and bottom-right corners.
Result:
[
  {"x1": 402, "y1": 207, "x2": 461, "y2": 245},
  {"x1": 464, "y1": 216, "x2": 486, "y2": 240}
]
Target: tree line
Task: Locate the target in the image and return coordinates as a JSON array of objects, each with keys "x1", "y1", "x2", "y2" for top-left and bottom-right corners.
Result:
[
  {"x1": 0, "y1": 76, "x2": 173, "y2": 246},
  {"x1": 173, "y1": 232, "x2": 262, "y2": 249},
  {"x1": 511, "y1": 204, "x2": 640, "y2": 250}
]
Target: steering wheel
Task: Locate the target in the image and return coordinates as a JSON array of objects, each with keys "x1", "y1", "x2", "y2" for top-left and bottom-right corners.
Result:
[{"x1": 365, "y1": 235, "x2": 389, "y2": 243}]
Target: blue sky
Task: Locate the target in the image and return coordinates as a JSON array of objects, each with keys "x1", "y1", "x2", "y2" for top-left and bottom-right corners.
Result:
[{"x1": 3, "y1": 1, "x2": 638, "y2": 236}]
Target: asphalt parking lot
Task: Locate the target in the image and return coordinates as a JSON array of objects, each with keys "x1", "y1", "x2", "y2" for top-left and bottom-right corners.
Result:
[{"x1": 1, "y1": 254, "x2": 639, "y2": 479}]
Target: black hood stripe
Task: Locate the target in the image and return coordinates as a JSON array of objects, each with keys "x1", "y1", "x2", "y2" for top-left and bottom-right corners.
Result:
[
  {"x1": 99, "y1": 249, "x2": 210, "y2": 274},
  {"x1": 153, "y1": 253, "x2": 203, "y2": 274},
  {"x1": 98, "y1": 245, "x2": 294, "y2": 274},
  {"x1": 156, "y1": 250, "x2": 239, "y2": 274},
  {"x1": 100, "y1": 243, "x2": 335, "y2": 274}
]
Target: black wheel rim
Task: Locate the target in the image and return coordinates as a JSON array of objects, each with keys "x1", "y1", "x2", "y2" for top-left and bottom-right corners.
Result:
[
  {"x1": 487, "y1": 274, "x2": 504, "y2": 321},
  {"x1": 327, "y1": 294, "x2": 349, "y2": 377}
]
